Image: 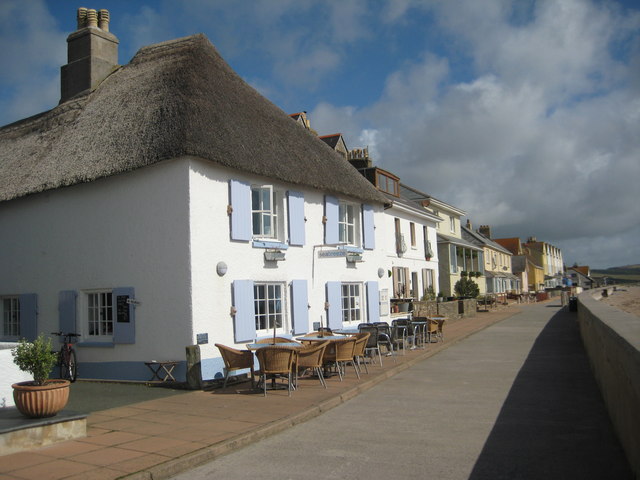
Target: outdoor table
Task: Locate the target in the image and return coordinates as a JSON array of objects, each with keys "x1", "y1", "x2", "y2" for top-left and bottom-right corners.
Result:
[
  {"x1": 246, "y1": 342, "x2": 303, "y2": 350},
  {"x1": 144, "y1": 361, "x2": 178, "y2": 382},
  {"x1": 295, "y1": 335, "x2": 348, "y2": 342},
  {"x1": 333, "y1": 328, "x2": 359, "y2": 335}
]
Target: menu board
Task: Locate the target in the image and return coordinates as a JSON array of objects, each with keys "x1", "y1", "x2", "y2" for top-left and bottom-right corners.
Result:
[{"x1": 116, "y1": 295, "x2": 130, "y2": 323}]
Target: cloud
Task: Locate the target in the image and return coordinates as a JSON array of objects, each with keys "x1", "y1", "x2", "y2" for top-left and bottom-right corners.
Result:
[
  {"x1": 0, "y1": 0, "x2": 65, "y2": 125},
  {"x1": 311, "y1": 0, "x2": 639, "y2": 267}
]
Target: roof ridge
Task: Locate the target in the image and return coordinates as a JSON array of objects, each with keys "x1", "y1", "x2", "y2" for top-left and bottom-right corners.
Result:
[{"x1": 132, "y1": 33, "x2": 209, "y2": 63}]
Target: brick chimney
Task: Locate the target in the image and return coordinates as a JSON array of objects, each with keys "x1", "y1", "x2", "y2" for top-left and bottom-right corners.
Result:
[
  {"x1": 479, "y1": 225, "x2": 492, "y2": 239},
  {"x1": 60, "y1": 8, "x2": 119, "y2": 103}
]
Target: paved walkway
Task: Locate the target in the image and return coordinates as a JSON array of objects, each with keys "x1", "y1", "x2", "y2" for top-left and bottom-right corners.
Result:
[
  {"x1": 169, "y1": 301, "x2": 633, "y2": 479},
  {"x1": 0, "y1": 301, "x2": 632, "y2": 479}
]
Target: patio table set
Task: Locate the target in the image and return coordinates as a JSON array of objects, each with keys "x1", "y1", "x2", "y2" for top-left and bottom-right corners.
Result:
[{"x1": 215, "y1": 316, "x2": 445, "y2": 397}]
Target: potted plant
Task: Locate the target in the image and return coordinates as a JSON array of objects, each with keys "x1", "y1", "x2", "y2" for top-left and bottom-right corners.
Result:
[
  {"x1": 422, "y1": 286, "x2": 436, "y2": 302},
  {"x1": 11, "y1": 334, "x2": 70, "y2": 418}
]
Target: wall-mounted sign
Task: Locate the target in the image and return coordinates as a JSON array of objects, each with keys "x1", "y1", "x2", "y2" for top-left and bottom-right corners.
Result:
[
  {"x1": 116, "y1": 295, "x2": 130, "y2": 323},
  {"x1": 379, "y1": 289, "x2": 389, "y2": 316},
  {"x1": 318, "y1": 250, "x2": 347, "y2": 258},
  {"x1": 196, "y1": 333, "x2": 209, "y2": 345}
]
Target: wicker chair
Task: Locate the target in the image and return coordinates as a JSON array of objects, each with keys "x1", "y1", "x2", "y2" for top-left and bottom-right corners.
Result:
[
  {"x1": 255, "y1": 346, "x2": 297, "y2": 396},
  {"x1": 358, "y1": 324, "x2": 382, "y2": 366},
  {"x1": 323, "y1": 337, "x2": 358, "y2": 381},
  {"x1": 353, "y1": 332, "x2": 371, "y2": 374},
  {"x1": 215, "y1": 343, "x2": 255, "y2": 389},
  {"x1": 295, "y1": 341, "x2": 329, "y2": 388},
  {"x1": 317, "y1": 327, "x2": 334, "y2": 336},
  {"x1": 428, "y1": 317, "x2": 445, "y2": 342}
]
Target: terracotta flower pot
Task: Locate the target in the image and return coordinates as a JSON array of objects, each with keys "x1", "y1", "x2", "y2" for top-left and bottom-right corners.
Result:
[{"x1": 12, "y1": 379, "x2": 70, "y2": 418}]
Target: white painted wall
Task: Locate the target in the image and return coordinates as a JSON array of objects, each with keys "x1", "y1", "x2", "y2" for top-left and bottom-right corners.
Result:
[
  {"x1": 0, "y1": 343, "x2": 31, "y2": 408},
  {"x1": 187, "y1": 159, "x2": 388, "y2": 379},
  {"x1": 0, "y1": 159, "x2": 193, "y2": 376},
  {"x1": 0, "y1": 154, "x2": 393, "y2": 382},
  {"x1": 382, "y1": 205, "x2": 440, "y2": 302}
]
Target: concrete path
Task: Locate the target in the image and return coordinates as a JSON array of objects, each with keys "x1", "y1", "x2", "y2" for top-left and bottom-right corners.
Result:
[{"x1": 170, "y1": 302, "x2": 633, "y2": 480}]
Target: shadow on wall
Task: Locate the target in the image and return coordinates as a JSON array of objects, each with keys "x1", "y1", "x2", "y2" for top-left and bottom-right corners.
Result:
[{"x1": 468, "y1": 308, "x2": 633, "y2": 479}]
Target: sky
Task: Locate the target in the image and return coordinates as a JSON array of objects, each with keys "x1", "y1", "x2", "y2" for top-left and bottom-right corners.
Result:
[{"x1": 0, "y1": 0, "x2": 638, "y2": 270}]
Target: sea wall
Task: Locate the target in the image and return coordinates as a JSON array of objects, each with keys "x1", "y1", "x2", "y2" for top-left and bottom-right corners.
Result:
[{"x1": 577, "y1": 288, "x2": 640, "y2": 477}]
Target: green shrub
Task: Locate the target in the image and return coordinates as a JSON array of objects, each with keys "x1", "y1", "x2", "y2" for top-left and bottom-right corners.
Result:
[
  {"x1": 12, "y1": 334, "x2": 58, "y2": 385},
  {"x1": 454, "y1": 277, "x2": 480, "y2": 298}
]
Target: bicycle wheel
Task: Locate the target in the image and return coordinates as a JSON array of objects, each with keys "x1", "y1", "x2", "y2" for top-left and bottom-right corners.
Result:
[
  {"x1": 67, "y1": 349, "x2": 77, "y2": 382},
  {"x1": 59, "y1": 349, "x2": 69, "y2": 380},
  {"x1": 59, "y1": 348, "x2": 78, "y2": 382}
]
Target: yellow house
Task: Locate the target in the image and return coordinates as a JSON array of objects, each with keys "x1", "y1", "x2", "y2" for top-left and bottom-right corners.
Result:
[
  {"x1": 462, "y1": 223, "x2": 519, "y2": 295},
  {"x1": 523, "y1": 237, "x2": 564, "y2": 288}
]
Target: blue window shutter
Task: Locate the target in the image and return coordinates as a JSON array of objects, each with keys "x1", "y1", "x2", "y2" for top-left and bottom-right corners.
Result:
[
  {"x1": 290, "y1": 280, "x2": 309, "y2": 335},
  {"x1": 287, "y1": 191, "x2": 305, "y2": 246},
  {"x1": 233, "y1": 280, "x2": 255, "y2": 342},
  {"x1": 366, "y1": 282, "x2": 380, "y2": 323},
  {"x1": 325, "y1": 282, "x2": 342, "y2": 330},
  {"x1": 324, "y1": 195, "x2": 339, "y2": 245},
  {"x1": 229, "y1": 180, "x2": 251, "y2": 241},
  {"x1": 113, "y1": 287, "x2": 136, "y2": 344},
  {"x1": 18, "y1": 294, "x2": 37, "y2": 342},
  {"x1": 362, "y1": 204, "x2": 375, "y2": 250},
  {"x1": 58, "y1": 290, "x2": 77, "y2": 335}
]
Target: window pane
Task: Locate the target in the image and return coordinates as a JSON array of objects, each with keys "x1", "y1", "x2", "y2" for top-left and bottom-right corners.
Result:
[
  {"x1": 262, "y1": 189, "x2": 271, "y2": 210},
  {"x1": 263, "y1": 214, "x2": 272, "y2": 236}
]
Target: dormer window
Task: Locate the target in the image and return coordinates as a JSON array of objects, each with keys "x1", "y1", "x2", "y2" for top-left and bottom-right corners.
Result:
[{"x1": 376, "y1": 171, "x2": 399, "y2": 196}]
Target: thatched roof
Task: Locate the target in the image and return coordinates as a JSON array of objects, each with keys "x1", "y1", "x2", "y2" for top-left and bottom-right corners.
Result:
[{"x1": 0, "y1": 34, "x2": 387, "y2": 205}]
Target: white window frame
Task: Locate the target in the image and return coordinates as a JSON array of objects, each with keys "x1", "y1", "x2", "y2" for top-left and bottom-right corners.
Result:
[
  {"x1": 450, "y1": 216, "x2": 456, "y2": 233},
  {"x1": 338, "y1": 201, "x2": 360, "y2": 246},
  {"x1": 422, "y1": 269, "x2": 435, "y2": 296},
  {"x1": 2, "y1": 296, "x2": 20, "y2": 338},
  {"x1": 83, "y1": 290, "x2": 114, "y2": 341},
  {"x1": 410, "y1": 222, "x2": 416, "y2": 248},
  {"x1": 251, "y1": 185, "x2": 281, "y2": 240},
  {"x1": 341, "y1": 282, "x2": 362, "y2": 324},
  {"x1": 254, "y1": 282, "x2": 288, "y2": 336}
]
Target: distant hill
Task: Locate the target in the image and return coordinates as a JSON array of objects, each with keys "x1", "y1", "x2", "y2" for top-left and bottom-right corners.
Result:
[{"x1": 591, "y1": 265, "x2": 640, "y2": 284}]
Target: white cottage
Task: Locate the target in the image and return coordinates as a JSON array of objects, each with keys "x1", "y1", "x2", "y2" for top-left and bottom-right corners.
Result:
[{"x1": 0, "y1": 10, "x2": 389, "y2": 383}]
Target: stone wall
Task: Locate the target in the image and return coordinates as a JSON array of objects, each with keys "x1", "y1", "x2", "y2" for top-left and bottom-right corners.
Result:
[
  {"x1": 412, "y1": 299, "x2": 478, "y2": 319},
  {"x1": 577, "y1": 288, "x2": 640, "y2": 478}
]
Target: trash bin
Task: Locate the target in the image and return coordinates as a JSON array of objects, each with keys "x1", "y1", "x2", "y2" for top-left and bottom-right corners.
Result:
[{"x1": 569, "y1": 297, "x2": 577, "y2": 312}]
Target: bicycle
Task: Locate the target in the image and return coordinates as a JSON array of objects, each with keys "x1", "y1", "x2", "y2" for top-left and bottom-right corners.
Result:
[{"x1": 51, "y1": 331, "x2": 80, "y2": 382}]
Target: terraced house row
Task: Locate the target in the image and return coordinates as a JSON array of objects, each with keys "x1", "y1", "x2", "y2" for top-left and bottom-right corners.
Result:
[{"x1": 0, "y1": 9, "x2": 563, "y2": 383}]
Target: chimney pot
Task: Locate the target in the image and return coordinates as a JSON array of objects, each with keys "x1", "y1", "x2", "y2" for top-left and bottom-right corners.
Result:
[
  {"x1": 98, "y1": 9, "x2": 110, "y2": 31},
  {"x1": 77, "y1": 7, "x2": 87, "y2": 29},
  {"x1": 86, "y1": 9, "x2": 98, "y2": 27}
]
